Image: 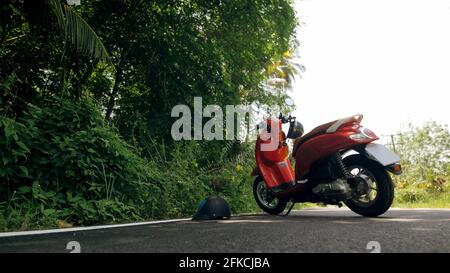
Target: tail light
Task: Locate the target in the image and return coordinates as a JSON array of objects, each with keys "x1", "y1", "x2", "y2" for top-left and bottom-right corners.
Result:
[
  {"x1": 349, "y1": 127, "x2": 377, "y2": 141},
  {"x1": 362, "y1": 127, "x2": 378, "y2": 139}
]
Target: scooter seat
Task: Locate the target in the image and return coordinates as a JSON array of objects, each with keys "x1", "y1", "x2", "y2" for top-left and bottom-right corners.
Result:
[
  {"x1": 292, "y1": 120, "x2": 336, "y2": 156},
  {"x1": 292, "y1": 115, "x2": 363, "y2": 157}
]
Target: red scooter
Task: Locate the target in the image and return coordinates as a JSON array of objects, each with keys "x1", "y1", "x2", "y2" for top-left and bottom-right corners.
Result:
[{"x1": 251, "y1": 101, "x2": 402, "y2": 217}]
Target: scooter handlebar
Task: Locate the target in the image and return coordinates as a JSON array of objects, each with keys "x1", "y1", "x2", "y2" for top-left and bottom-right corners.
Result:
[{"x1": 278, "y1": 113, "x2": 295, "y2": 124}]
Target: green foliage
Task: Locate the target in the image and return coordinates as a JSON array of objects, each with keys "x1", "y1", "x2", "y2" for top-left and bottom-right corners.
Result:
[
  {"x1": 58, "y1": 0, "x2": 111, "y2": 63},
  {"x1": 2, "y1": 0, "x2": 110, "y2": 63},
  {"x1": 77, "y1": 0, "x2": 298, "y2": 142},
  {"x1": 0, "y1": 99, "x2": 151, "y2": 229},
  {"x1": 0, "y1": 0, "x2": 109, "y2": 105},
  {"x1": 0, "y1": 99, "x2": 261, "y2": 230},
  {"x1": 393, "y1": 122, "x2": 450, "y2": 207},
  {"x1": 393, "y1": 184, "x2": 449, "y2": 208},
  {"x1": 396, "y1": 187, "x2": 427, "y2": 203},
  {"x1": 139, "y1": 140, "x2": 259, "y2": 218},
  {"x1": 1, "y1": 0, "x2": 298, "y2": 153},
  {"x1": 0, "y1": 0, "x2": 299, "y2": 231},
  {"x1": 396, "y1": 122, "x2": 450, "y2": 182}
]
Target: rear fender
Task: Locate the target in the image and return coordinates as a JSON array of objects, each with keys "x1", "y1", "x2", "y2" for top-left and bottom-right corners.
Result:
[
  {"x1": 364, "y1": 143, "x2": 400, "y2": 165},
  {"x1": 353, "y1": 143, "x2": 402, "y2": 175}
]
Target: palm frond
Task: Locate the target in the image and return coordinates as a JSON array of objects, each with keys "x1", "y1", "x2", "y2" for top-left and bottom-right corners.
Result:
[
  {"x1": 63, "y1": 4, "x2": 111, "y2": 64},
  {"x1": 47, "y1": 0, "x2": 65, "y2": 36},
  {"x1": 47, "y1": 0, "x2": 111, "y2": 64}
]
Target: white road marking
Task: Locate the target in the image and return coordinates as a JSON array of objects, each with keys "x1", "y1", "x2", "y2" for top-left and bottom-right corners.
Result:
[{"x1": 0, "y1": 218, "x2": 191, "y2": 238}]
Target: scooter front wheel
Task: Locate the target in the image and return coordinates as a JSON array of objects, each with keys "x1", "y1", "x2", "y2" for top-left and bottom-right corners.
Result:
[{"x1": 253, "y1": 176, "x2": 288, "y2": 215}]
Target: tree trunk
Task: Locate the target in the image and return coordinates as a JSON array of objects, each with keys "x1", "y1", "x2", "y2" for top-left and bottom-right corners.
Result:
[{"x1": 75, "y1": 62, "x2": 97, "y2": 98}]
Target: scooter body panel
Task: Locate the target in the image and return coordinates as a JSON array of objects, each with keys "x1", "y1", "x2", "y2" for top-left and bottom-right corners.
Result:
[
  {"x1": 254, "y1": 119, "x2": 296, "y2": 191},
  {"x1": 294, "y1": 125, "x2": 375, "y2": 179}
]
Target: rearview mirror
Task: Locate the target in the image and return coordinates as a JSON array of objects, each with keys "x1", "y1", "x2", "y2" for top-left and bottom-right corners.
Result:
[{"x1": 285, "y1": 97, "x2": 294, "y2": 107}]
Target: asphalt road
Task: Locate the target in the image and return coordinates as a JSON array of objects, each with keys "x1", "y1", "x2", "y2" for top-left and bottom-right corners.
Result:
[{"x1": 0, "y1": 208, "x2": 449, "y2": 253}]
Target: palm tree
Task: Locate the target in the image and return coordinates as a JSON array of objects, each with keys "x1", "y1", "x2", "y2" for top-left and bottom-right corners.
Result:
[
  {"x1": 265, "y1": 50, "x2": 304, "y2": 91},
  {"x1": 25, "y1": 0, "x2": 110, "y2": 64}
]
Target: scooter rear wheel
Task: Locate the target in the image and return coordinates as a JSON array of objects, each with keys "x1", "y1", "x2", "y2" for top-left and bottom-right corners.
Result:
[
  {"x1": 343, "y1": 155, "x2": 394, "y2": 217},
  {"x1": 253, "y1": 176, "x2": 288, "y2": 215}
]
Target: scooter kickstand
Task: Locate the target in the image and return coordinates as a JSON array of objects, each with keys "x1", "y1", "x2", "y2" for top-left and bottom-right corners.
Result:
[{"x1": 284, "y1": 201, "x2": 296, "y2": 216}]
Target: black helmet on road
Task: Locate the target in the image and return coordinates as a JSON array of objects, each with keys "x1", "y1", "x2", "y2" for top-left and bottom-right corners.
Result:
[{"x1": 192, "y1": 196, "x2": 231, "y2": 220}]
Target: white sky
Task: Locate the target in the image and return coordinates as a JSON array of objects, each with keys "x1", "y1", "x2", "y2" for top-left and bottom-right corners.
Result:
[{"x1": 291, "y1": 0, "x2": 450, "y2": 140}]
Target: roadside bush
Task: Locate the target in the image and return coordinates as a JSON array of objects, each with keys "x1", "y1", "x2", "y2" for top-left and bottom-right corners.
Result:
[
  {"x1": 140, "y1": 140, "x2": 259, "y2": 218},
  {"x1": 0, "y1": 98, "x2": 156, "y2": 230},
  {"x1": 396, "y1": 187, "x2": 427, "y2": 203},
  {"x1": 392, "y1": 122, "x2": 450, "y2": 207},
  {"x1": 426, "y1": 176, "x2": 446, "y2": 193},
  {"x1": 0, "y1": 99, "x2": 259, "y2": 231}
]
